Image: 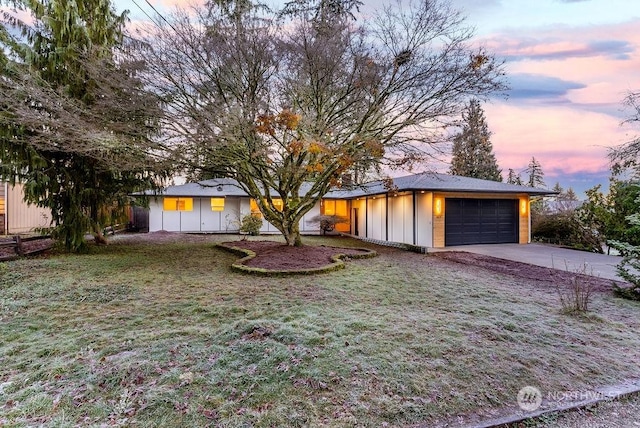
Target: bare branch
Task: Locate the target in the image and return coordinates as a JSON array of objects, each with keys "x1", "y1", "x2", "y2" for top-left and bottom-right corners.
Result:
[{"x1": 136, "y1": 0, "x2": 506, "y2": 245}]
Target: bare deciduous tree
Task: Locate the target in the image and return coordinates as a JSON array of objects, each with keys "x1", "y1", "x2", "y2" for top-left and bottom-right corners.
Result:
[
  {"x1": 138, "y1": 0, "x2": 506, "y2": 246},
  {"x1": 611, "y1": 91, "x2": 640, "y2": 176}
]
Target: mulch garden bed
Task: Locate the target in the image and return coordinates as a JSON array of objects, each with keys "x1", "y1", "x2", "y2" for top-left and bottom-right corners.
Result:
[{"x1": 221, "y1": 240, "x2": 373, "y2": 270}]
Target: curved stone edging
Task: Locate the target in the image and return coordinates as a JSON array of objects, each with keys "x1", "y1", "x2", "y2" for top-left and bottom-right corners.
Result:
[{"x1": 215, "y1": 243, "x2": 377, "y2": 276}]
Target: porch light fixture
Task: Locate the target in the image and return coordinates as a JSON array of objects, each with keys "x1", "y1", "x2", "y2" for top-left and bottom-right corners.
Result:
[
  {"x1": 520, "y1": 199, "x2": 528, "y2": 216},
  {"x1": 211, "y1": 197, "x2": 225, "y2": 211},
  {"x1": 434, "y1": 198, "x2": 443, "y2": 216}
]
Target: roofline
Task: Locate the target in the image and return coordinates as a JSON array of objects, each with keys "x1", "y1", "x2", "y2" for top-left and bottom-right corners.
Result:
[
  {"x1": 151, "y1": 189, "x2": 556, "y2": 198},
  {"x1": 325, "y1": 188, "x2": 555, "y2": 198},
  {"x1": 135, "y1": 174, "x2": 557, "y2": 198}
]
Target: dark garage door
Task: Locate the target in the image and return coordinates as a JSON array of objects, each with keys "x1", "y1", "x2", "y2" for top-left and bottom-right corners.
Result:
[{"x1": 445, "y1": 198, "x2": 518, "y2": 246}]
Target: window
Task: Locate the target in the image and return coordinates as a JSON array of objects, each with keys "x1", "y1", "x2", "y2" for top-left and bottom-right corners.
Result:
[
  {"x1": 210, "y1": 197, "x2": 225, "y2": 212},
  {"x1": 163, "y1": 197, "x2": 193, "y2": 211},
  {"x1": 321, "y1": 199, "x2": 347, "y2": 216},
  {"x1": 250, "y1": 199, "x2": 262, "y2": 217},
  {"x1": 272, "y1": 199, "x2": 284, "y2": 211},
  {"x1": 250, "y1": 198, "x2": 283, "y2": 217},
  {"x1": 323, "y1": 200, "x2": 335, "y2": 215}
]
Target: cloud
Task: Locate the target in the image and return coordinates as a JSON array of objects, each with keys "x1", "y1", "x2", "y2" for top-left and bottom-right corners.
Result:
[
  {"x1": 507, "y1": 74, "x2": 586, "y2": 100},
  {"x1": 481, "y1": 18, "x2": 640, "y2": 63},
  {"x1": 477, "y1": 19, "x2": 640, "y2": 119},
  {"x1": 451, "y1": 0, "x2": 502, "y2": 12},
  {"x1": 484, "y1": 102, "x2": 629, "y2": 177},
  {"x1": 490, "y1": 38, "x2": 634, "y2": 62}
]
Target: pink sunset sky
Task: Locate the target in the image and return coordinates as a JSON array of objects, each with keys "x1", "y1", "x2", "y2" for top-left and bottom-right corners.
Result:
[
  {"x1": 118, "y1": 0, "x2": 640, "y2": 195},
  {"x1": 454, "y1": 0, "x2": 640, "y2": 195}
]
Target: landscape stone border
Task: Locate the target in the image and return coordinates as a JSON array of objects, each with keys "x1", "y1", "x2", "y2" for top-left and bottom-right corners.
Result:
[{"x1": 215, "y1": 242, "x2": 377, "y2": 276}]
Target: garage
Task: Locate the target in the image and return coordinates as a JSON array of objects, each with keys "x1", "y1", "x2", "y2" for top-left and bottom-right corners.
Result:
[{"x1": 445, "y1": 198, "x2": 518, "y2": 246}]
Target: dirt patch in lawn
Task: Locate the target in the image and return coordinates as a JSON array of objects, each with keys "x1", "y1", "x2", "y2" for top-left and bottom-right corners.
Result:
[
  {"x1": 114, "y1": 230, "x2": 220, "y2": 245},
  {"x1": 433, "y1": 251, "x2": 624, "y2": 292},
  {"x1": 222, "y1": 240, "x2": 373, "y2": 270}
]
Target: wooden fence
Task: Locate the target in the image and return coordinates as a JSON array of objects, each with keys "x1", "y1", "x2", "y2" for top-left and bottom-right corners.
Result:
[{"x1": 0, "y1": 235, "x2": 53, "y2": 261}]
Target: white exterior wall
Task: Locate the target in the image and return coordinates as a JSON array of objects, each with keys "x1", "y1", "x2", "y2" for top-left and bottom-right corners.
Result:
[
  {"x1": 415, "y1": 192, "x2": 433, "y2": 247},
  {"x1": 239, "y1": 198, "x2": 252, "y2": 225},
  {"x1": 6, "y1": 183, "x2": 51, "y2": 234},
  {"x1": 201, "y1": 198, "x2": 242, "y2": 232},
  {"x1": 388, "y1": 194, "x2": 414, "y2": 245},
  {"x1": 358, "y1": 191, "x2": 434, "y2": 247},
  {"x1": 149, "y1": 197, "x2": 242, "y2": 232},
  {"x1": 366, "y1": 197, "x2": 386, "y2": 240},
  {"x1": 148, "y1": 199, "x2": 164, "y2": 232},
  {"x1": 149, "y1": 192, "x2": 436, "y2": 246},
  {"x1": 178, "y1": 199, "x2": 202, "y2": 232},
  {"x1": 301, "y1": 203, "x2": 321, "y2": 232},
  {"x1": 149, "y1": 196, "x2": 322, "y2": 234}
]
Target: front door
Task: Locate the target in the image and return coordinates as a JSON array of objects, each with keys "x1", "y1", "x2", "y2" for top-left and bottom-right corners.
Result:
[{"x1": 352, "y1": 208, "x2": 359, "y2": 236}]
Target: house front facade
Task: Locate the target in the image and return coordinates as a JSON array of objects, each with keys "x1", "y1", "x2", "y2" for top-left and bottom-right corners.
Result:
[{"x1": 143, "y1": 173, "x2": 552, "y2": 248}]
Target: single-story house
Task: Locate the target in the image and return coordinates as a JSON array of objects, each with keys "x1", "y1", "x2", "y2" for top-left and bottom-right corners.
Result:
[
  {"x1": 0, "y1": 182, "x2": 51, "y2": 235},
  {"x1": 142, "y1": 173, "x2": 552, "y2": 248}
]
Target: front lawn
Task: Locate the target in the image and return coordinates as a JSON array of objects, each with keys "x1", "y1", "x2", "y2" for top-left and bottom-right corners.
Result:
[{"x1": 1, "y1": 234, "x2": 639, "y2": 427}]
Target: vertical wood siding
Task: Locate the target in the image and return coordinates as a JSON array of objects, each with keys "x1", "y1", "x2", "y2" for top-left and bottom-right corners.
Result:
[
  {"x1": 432, "y1": 193, "x2": 445, "y2": 248},
  {"x1": 6, "y1": 183, "x2": 51, "y2": 234},
  {"x1": 519, "y1": 196, "x2": 530, "y2": 244}
]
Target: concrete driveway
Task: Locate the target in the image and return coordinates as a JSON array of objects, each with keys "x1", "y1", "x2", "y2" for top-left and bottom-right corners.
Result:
[{"x1": 437, "y1": 243, "x2": 626, "y2": 282}]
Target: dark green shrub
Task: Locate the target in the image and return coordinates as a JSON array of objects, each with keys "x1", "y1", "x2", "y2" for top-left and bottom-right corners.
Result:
[
  {"x1": 239, "y1": 214, "x2": 263, "y2": 236},
  {"x1": 610, "y1": 213, "x2": 640, "y2": 300},
  {"x1": 532, "y1": 212, "x2": 603, "y2": 253}
]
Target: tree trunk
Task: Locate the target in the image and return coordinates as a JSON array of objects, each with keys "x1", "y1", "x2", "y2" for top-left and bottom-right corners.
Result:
[
  {"x1": 92, "y1": 224, "x2": 108, "y2": 245},
  {"x1": 282, "y1": 221, "x2": 303, "y2": 246}
]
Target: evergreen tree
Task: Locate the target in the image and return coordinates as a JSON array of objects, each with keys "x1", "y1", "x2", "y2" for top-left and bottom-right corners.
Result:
[
  {"x1": 506, "y1": 168, "x2": 523, "y2": 185},
  {"x1": 552, "y1": 182, "x2": 563, "y2": 194},
  {"x1": 551, "y1": 182, "x2": 579, "y2": 212},
  {"x1": 525, "y1": 156, "x2": 546, "y2": 188},
  {"x1": 450, "y1": 99, "x2": 502, "y2": 181},
  {"x1": 564, "y1": 188, "x2": 578, "y2": 201},
  {"x1": 0, "y1": 0, "x2": 166, "y2": 251}
]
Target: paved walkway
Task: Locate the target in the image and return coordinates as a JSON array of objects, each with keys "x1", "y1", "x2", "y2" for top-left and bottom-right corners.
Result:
[{"x1": 434, "y1": 243, "x2": 625, "y2": 282}]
